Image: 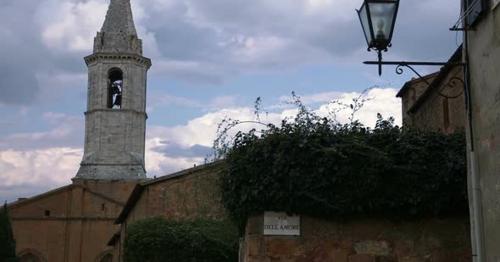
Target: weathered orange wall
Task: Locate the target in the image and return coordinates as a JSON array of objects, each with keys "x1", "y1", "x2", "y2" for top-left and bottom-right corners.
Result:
[
  {"x1": 243, "y1": 215, "x2": 471, "y2": 262},
  {"x1": 9, "y1": 180, "x2": 137, "y2": 262}
]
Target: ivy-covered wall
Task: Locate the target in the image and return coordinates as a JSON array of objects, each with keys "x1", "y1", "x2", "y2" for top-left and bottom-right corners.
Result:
[
  {"x1": 118, "y1": 107, "x2": 471, "y2": 261},
  {"x1": 221, "y1": 115, "x2": 468, "y2": 230}
]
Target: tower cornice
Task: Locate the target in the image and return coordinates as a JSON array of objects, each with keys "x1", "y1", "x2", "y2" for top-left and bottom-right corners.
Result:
[
  {"x1": 84, "y1": 109, "x2": 148, "y2": 120},
  {"x1": 84, "y1": 53, "x2": 151, "y2": 69}
]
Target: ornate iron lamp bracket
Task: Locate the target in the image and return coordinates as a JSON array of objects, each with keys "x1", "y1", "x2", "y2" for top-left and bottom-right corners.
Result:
[
  {"x1": 363, "y1": 60, "x2": 452, "y2": 83},
  {"x1": 364, "y1": 60, "x2": 465, "y2": 99}
]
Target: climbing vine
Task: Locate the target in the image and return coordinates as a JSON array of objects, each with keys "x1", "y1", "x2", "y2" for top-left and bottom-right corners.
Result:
[{"x1": 217, "y1": 93, "x2": 468, "y2": 230}]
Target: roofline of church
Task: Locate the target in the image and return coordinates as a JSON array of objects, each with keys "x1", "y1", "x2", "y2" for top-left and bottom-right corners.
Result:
[
  {"x1": 396, "y1": 45, "x2": 463, "y2": 99},
  {"x1": 8, "y1": 183, "x2": 127, "y2": 209},
  {"x1": 408, "y1": 45, "x2": 463, "y2": 114},
  {"x1": 114, "y1": 160, "x2": 226, "y2": 224},
  {"x1": 396, "y1": 72, "x2": 440, "y2": 98},
  {"x1": 7, "y1": 184, "x2": 74, "y2": 209}
]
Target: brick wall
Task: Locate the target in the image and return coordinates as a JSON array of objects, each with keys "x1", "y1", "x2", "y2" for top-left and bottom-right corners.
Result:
[
  {"x1": 123, "y1": 163, "x2": 227, "y2": 225},
  {"x1": 243, "y1": 214, "x2": 471, "y2": 262}
]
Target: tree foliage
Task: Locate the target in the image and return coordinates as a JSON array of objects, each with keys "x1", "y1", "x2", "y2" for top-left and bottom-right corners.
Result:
[
  {"x1": 218, "y1": 96, "x2": 468, "y2": 230},
  {"x1": 0, "y1": 203, "x2": 18, "y2": 262},
  {"x1": 124, "y1": 218, "x2": 239, "y2": 262}
]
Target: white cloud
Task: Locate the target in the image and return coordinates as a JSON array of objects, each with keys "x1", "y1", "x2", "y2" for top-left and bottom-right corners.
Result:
[
  {"x1": 37, "y1": 0, "x2": 107, "y2": 53},
  {"x1": 0, "y1": 147, "x2": 82, "y2": 189},
  {"x1": 148, "y1": 107, "x2": 260, "y2": 148},
  {"x1": 0, "y1": 113, "x2": 83, "y2": 150},
  {"x1": 0, "y1": 0, "x2": 460, "y2": 106},
  {"x1": 317, "y1": 88, "x2": 402, "y2": 126},
  {"x1": 0, "y1": 88, "x2": 401, "y2": 201},
  {"x1": 280, "y1": 91, "x2": 343, "y2": 105},
  {"x1": 145, "y1": 87, "x2": 401, "y2": 169},
  {"x1": 148, "y1": 94, "x2": 238, "y2": 112},
  {"x1": 145, "y1": 137, "x2": 204, "y2": 176}
]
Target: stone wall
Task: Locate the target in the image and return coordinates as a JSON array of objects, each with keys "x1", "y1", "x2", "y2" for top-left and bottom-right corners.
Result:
[
  {"x1": 409, "y1": 66, "x2": 465, "y2": 134},
  {"x1": 399, "y1": 74, "x2": 438, "y2": 127},
  {"x1": 397, "y1": 58, "x2": 465, "y2": 134},
  {"x1": 243, "y1": 214, "x2": 471, "y2": 262}
]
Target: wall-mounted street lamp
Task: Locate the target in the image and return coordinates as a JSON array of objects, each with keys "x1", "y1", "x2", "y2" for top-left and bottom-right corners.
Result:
[
  {"x1": 357, "y1": 1, "x2": 483, "y2": 259},
  {"x1": 356, "y1": 0, "x2": 455, "y2": 79},
  {"x1": 357, "y1": 0, "x2": 399, "y2": 75}
]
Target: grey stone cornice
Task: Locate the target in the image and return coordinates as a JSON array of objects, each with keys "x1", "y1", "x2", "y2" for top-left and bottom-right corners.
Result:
[
  {"x1": 84, "y1": 109, "x2": 148, "y2": 119},
  {"x1": 79, "y1": 163, "x2": 144, "y2": 167},
  {"x1": 84, "y1": 53, "x2": 151, "y2": 68}
]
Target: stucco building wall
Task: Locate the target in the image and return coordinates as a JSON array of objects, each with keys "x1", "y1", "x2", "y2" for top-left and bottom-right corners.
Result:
[
  {"x1": 465, "y1": 1, "x2": 500, "y2": 260},
  {"x1": 9, "y1": 181, "x2": 137, "y2": 262}
]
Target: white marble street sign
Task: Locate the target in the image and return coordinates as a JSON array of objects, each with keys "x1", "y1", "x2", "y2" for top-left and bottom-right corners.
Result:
[{"x1": 263, "y1": 212, "x2": 301, "y2": 236}]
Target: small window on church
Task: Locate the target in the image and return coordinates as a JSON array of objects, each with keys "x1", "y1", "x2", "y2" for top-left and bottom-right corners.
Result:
[
  {"x1": 410, "y1": 88, "x2": 416, "y2": 103},
  {"x1": 44, "y1": 210, "x2": 50, "y2": 217},
  {"x1": 443, "y1": 97, "x2": 450, "y2": 130},
  {"x1": 108, "y1": 68, "x2": 123, "y2": 109}
]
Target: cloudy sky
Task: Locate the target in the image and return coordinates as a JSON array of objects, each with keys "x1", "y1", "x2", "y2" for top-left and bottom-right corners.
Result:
[{"x1": 0, "y1": 0, "x2": 461, "y2": 202}]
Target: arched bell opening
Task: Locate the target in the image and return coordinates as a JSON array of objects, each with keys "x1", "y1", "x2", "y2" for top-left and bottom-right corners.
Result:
[{"x1": 107, "y1": 68, "x2": 123, "y2": 109}]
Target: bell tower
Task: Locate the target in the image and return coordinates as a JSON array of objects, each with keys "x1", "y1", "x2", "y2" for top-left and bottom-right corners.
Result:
[{"x1": 75, "y1": 0, "x2": 151, "y2": 180}]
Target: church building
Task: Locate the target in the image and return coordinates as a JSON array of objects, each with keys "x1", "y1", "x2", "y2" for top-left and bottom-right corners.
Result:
[{"x1": 7, "y1": 0, "x2": 150, "y2": 261}]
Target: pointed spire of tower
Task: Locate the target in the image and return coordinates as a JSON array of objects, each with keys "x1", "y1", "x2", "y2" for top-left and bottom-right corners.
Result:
[
  {"x1": 93, "y1": 0, "x2": 143, "y2": 54},
  {"x1": 101, "y1": 0, "x2": 137, "y2": 36}
]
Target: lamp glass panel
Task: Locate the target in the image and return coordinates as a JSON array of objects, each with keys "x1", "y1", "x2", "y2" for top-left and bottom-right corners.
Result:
[
  {"x1": 358, "y1": 4, "x2": 373, "y2": 46},
  {"x1": 367, "y1": 2, "x2": 397, "y2": 43}
]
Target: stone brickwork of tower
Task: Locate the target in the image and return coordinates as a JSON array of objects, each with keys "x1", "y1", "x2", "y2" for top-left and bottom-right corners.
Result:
[{"x1": 75, "y1": 0, "x2": 151, "y2": 180}]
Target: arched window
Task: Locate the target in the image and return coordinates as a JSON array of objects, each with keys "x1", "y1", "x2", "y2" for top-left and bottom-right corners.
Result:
[
  {"x1": 20, "y1": 253, "x2": 40, "y2": 262},
  {"x1": 410, "y1": 88, "x2": 416, "y2": 103},
  {"x1": 442, "y1": 97, "x2": 450, "y2": 130},
  {"x1": 19, "y1": 251, "x2": 45, "y2": 262},
  {"x1": 108, "y1": 68, "x2": 123, "y2": 109}
]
